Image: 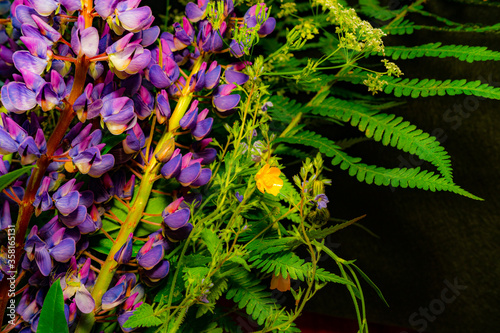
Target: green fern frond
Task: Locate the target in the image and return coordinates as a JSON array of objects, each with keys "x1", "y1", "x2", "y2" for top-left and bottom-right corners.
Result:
[
  {"x1": 335, "y1": 137, "x2": 371, "y2": 149},
  {"x1": 249, "y1": 251, "x2": 354, "y2": 286},
  {"x1": 246, "y1": 237, "x2": 295, "y2": 257},
  {"x1": 379, "y1": 43, "x2": 500, "y2": 62},
  {"x1": 226, "y1": 271, "x2": 278, "y2": 325},
  {"x1": 274, "y1": 146, "x2": 310, "y2": 160},
  {"x1": 306, "y1": 99, "x2": 453, "y2": 181},
  {"x1": 383, "y1": 77, "x2": 500, "y2": 99},
  {"x1": 358, "y1": 0, "x2": 404, "y2": 20},
  {"x1": 275, "y1": 131, "x2": 480, "y2": 199}
]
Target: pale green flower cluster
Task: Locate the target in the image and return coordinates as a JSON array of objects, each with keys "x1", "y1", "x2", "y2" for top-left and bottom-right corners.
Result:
[
  {"x1": 313, "y1": 0, "x2": 386, "y2": 54},
  {"x1": 277, "y1": 1, "x2": 297, "y2": 18},
  {"x1": 363, "y1": 73, "x2": 388, "y2": 94}
]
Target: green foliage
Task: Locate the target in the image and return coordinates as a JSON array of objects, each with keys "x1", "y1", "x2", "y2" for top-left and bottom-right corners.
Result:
[
  {"x1": 380, "y1": 43, "x2": 500, "y2": 62},
  {"x1": 123, "y1": 303, "x2": 162, "y2": 329},
  {"x1": 0, "y1": 166, "x2": 34, "y2": 192},
  {"x1": 37, "y1": 279, "x2": 68, "y2": 333},
  {"x1": 226, "y1": 270, "x2": 278, "y2": 325}
]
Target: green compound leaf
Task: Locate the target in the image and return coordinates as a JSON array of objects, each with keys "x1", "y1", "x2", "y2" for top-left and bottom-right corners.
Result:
[
  {"x1": 379, "y1": 43, "x2": 500, "y2": 63},
  {"x1": 275, "y1": 131, "x2": 481, "y2": 200},
  {"x1": 37, "y1": 278, "x2": 69, "y2": 333},
  {"x1": 123, "y1": 303, "x2": 162, "y2": 329},
  {"x1": 0, "y1": 166, "x2": 34, "y2": 192}
]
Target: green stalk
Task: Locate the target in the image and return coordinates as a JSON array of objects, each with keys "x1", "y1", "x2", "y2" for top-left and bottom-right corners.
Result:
[{"x1": 75, "y1": 90, "x2": 196, "y2": 333}]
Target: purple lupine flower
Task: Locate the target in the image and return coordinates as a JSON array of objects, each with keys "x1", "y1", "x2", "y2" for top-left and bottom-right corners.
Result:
[
  {"x1": 106, "y1": 33, "x2": 151, "y2": 77},
  {"x1": 172, "y1": 17, "x2": 195, "y2": 51},
  {"x1": 225, "y1": 62, "x2": 250, "y2": 86},
  {"x1": 148, "y1": 39, "x2": 180, "y2": 89},
  {"x1": 235, "y1": 192, "x2": 244, "y2": 203},
  {"x1": 101, "y1": 273, "x2": 138, "y2": 310},
  {"x1": 155, "y1": 89, "x2": 171, "y2": 124},
  {"x1": 261, "y1": 101, "x2": 273, "y2": 111},
  {"x1": 179, "y1": 100, "x2": 199, "y2": 130},
  {"x1": 71, "y1": 26, "x2": 99, "y2": 58},
  {"x1": 133, "y1": 85, "x2": 154, "y2": 120},
  {"x1": 161, "y1": 198, "x2": 193, "y2": 241},
  {"x1": 98, "y1": 0, "x2": 154, "y2": 34},
  {"x1": 28, "y1": 0, "x2": 81, "y2": 17},
  {"x1": 33, "y1": 176, "x2": 53, "y2": 215},
  {"x1": 177, "y1": 153, "x2": 204, "y2": 186},
  {"x1": 114, "y1": 233, "x2": 133, "y2": 264},
  {"x1": 123, "y1": 123, "x2": 146, "y2": 154},
  {"x1": 192, "y1": 138, "x2": 217, "y2": 165},
  {"x1": 204, "y1": 61, "x2": 221, "y2": 89},
  {"x1": 229, "y1": 40, "x2": 245, "y2": 58},
  {"x1": 191, "y1": 108, "x2": 213, "y2": 141},
  {"x1": 161, "y1": 149, "x2": 182, "y2": 179},
  {"x1": 61, "y1": 257, "x2": 95, "y2": 314},
  {"x1": 314, "y1": 193, "x2": 329, "y2": 210},
  {"x1": 101, "y1": 96, "x2": 137, "y2": 135},
  {"x1": 185, "y1": 0, "x2": 209, "y2": 22},
  {"x1": 213, "y1": 83, "x2": 240, "y2": 115},
  {"x1": 244, "y1": 3, "x2": 276, "y2": 37}
]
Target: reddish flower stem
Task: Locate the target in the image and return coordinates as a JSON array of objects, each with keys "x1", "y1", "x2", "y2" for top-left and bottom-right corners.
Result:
[{"x1": 0, "y1": 0, "x2": 94, "y2": 324}]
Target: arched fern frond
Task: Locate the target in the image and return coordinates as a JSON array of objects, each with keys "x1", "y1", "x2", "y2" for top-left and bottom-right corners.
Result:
[{"x1": 275, "y1": 131, "x2": 481, "y2": 199}]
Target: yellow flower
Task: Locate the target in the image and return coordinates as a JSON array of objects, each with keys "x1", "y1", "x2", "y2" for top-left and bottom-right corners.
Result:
[{"x1": 255, "y1": 164, "x2": 283, "y2": 196}]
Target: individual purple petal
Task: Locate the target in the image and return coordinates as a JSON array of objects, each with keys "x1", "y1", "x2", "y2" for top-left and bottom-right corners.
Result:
[
  {"x1": 49, "y1": 238, "x2": 76, "y2": 262},
  {"x1": 214, "y1": 94, "x2": 240, "y2": 112},
  {"x1": 192, "y1": 118, "x2": 213, "y2": 141},
  {"x1": 161, "y1": 153, "x2": 182, "y2": 179},
  {"x1": 95, "y1": 0, "x2": 121, "y2": 18},
  {"x1": 35, "y1": 247, "x2": 52, "y2": 276},
  {"x1": 145, "y1": 260, "x2": 170, "y2": 280},
  {"x1": 229, "y1": 40, "x2": 245, "y2": 57},
  {"x1": 80, "y1": 27, "x2": 99, "y2": 57},
  {"x1": 190, "y1": 168, "x2": 212, "y2": 187},
  {"x1": 31, "y1": 16, "x2": 61, "y2": 42},
  {"x1": 88, "y1": 154, "x2": 115, "y2": 178},
  {"x1": 114, "y1": 233, "x2": 133, "y2": 264},
  {"x1": 140, "y1": 26, "x2": 160, "y2": 47},
  {"x1": 13, "y1": 50, "x2": 47, "y2": 75},
  {"x1": 155, "y1": 90, "x2": 171, "y2": 124},
  {"x1": 204, "y1": 63, "x2": 221, "y2": 89},
  {"x1": 192, "y1": 147, "x2": 217, "y2": 165},
  {"x1": 0, "y1": 129, "x2": 19, "y2": 154},
  {"x1": 29, "y1": 0, "x2": 58, "y2": 16},
  {"x1": 102, "y1": 283, "x2": 126, "y2": 310},
  {"x1": 225, "y1": 68, "x2": 249, "y2": 86},
  {"x1": 179, "y1": 106, "x2": 198, "y2": 130},
  {"x1": 149, "y1": 64, "x2": 173, "y2": 88},
  {"x1": 164, "y1": 223, "x2": 193, "y2": 241},
  {"x1": 54, "y1": 191, "x2": 80, "y2": 215},
  {"x1": 117, "y1": 7, "x2": 152, "y2": 32},
  {"x1": 75, "y1": 285, "x2": 95, "y2": 314},
  {"x1": 163, "y1": 208, "x2": 190, "y2": 230},
  {"x1": 125, "y1": 49, "x2": 151, "y2": 75},
  {"x1": 59, "y1": 205, "x2": 87, "y2": 227},
  {"x1": 185, "y1": 2, "x2": 205, "y2": 22},
  {"x1": 60, "y1": 0, "x2": 81, "y2": 12},
  {"x1": 177, "y1": 162, "x2": 201, "y2": 186},
  {"x1": 258, "y1": 17, "x2": 276, "y2": 37},
  {"x1": 137, "y1": 244, "x2": 164, "y2": 270},
  {"x1": 2, "y1": 82, "x2": 37, "y2": 113}
]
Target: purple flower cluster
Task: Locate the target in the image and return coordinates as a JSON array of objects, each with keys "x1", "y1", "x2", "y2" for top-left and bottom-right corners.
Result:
[{"x1": 0, "y1": 0, "x2": 275, "y2": 330}]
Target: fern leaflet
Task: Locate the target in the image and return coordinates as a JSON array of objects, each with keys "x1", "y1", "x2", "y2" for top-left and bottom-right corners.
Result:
[{"x1": 379, "y1": 43, "x2": 500, "y2": 62}]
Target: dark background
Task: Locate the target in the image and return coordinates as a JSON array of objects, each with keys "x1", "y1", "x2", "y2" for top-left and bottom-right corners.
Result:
[{"x1": 146, "y1": 1, "x2": 500, "y2": 332}]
